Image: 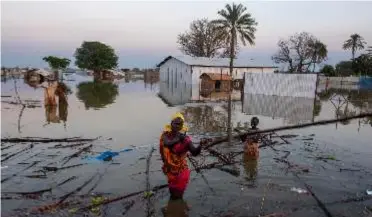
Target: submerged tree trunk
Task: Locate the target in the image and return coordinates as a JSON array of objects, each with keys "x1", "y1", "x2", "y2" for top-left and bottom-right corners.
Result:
[{"x1": 227, "y1": 28, "x2": 236, "y2": 145}]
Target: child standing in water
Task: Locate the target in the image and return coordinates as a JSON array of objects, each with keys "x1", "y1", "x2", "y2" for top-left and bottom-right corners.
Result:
[
  {"x1": 242, "y1": 117, "x2": 260, "y2": 160},
  {"x1": 159, "y1": 112, "x2": 201, "y2": 200}
]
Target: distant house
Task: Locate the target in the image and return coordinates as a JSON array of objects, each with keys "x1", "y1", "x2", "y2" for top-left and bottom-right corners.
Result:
[
  {"x1": 157, "y1": 55, "x2": 277, "y2": 103},
  {"x1": 25, "y1": 68, "x2": 53, "y2": 82},
  {"x1": 157, "y1": 55, "x2": 277, "y2": 83},
  {"x1": 94, "y1": 69, "x2": 124, "y2": 80}
]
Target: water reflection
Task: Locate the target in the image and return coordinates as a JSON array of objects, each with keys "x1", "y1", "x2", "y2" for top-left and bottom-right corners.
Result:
[
  {"x1": 317, "y1": 88, "x2": 372, "y2": 127},
  {"x1": 242, "y1": 93, "x2": 315, "y2": 124},
  {"x1": 162, "y1": 199, "x2": 189, "y2": 217},
  {"x1": 76, "y1": 80, "x2": 119, "y2": 110},
  {"x1": 182, "y1": 105, "x2": 228, "y2": 133},
  {"x1": 243, "y1": 154, "x2": 258, "y2": 184}
]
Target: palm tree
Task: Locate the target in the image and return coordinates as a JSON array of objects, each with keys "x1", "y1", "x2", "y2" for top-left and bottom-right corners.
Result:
[
  {"x1": 342, "y1": 34, "x2": 366, "y2": 61},
  {"x1": 212, "y1": 3, "x2": 257, "y2": 144}
]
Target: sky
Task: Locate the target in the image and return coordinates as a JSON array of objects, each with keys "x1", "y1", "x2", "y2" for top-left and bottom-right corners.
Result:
[{"x1": 1, "y1": 1, "x2": 372, "y2": 69}]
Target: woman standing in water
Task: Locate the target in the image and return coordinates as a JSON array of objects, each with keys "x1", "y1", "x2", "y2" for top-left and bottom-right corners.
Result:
[{"x1": 159, "y1": 112, "x2": 201, "y2": 200}]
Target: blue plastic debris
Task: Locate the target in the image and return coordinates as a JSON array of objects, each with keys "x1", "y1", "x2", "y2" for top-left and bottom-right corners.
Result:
[
  {"x1": 95, "y1": 151, "x2": 119, "y2": 161},
  {"x1": 85, "y1": 148, "x2": 134, "y2": 162}
]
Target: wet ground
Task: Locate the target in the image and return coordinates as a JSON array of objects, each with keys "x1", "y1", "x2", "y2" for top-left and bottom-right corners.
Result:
[{"x1": 1, "y1": 74, "x2": 372, "y2": 217}]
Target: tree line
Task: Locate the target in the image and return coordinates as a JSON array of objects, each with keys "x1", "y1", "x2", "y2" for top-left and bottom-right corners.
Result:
[
  {"x1": 320, "y1": 34, "x2": 371, "y2": 77},
  {"x1": 177, "y1": 11, "x2": 371, "y2": 76}
]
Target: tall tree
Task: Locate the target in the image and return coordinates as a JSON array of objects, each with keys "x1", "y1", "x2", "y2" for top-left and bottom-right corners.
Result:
[
  {"x1": 342, "y1": 34, "x2": 366, "y2": 61},
  {"x1": 177, "y1": 19, "x2": 226, "y2": 57},
  {"x1": 308, "y1": 40, "x2": 328, "y2": 72},
  {"x1": 42, "y1": 56, "x2": 71, "y2": 80},
  {"x1": 212, "y1": 3, "x2": 257, "y2": 144},
  {"x1": 74, "y1": 41, "x2": 118, "y2": 78},
  {"x1": 354, "y1": 54, "x2": 372, "y2": 76},
  {"x1": 272, "y1": 32, "x2": 328, "y2": 73}
]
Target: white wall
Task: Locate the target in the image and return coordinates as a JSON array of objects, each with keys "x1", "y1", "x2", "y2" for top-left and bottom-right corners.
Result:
[
  {"x1": 159, "y1": 58, "x2": 193, "y2": 104},
  {"x1": 244, "y1": 73, "x2": 317, "y2": 98},
  {"x1": 159, "y1": 57, "x2": 192, "y2": 85}
]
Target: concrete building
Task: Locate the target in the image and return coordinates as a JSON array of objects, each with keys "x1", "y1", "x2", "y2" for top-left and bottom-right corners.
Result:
[{"x1": 157, "y1": 55, "x2": 277, "y2": 104}]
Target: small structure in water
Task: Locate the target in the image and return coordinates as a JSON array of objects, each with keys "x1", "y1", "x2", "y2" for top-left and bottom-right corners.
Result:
[
  {"x1": 24, "y1": 68, "x2": 53, "y2": 86},
  {"x1": 93, "y1": 69, "x2": 125, "y2": 80},
  {"x1": 199, "y1": 73, "x2": 231, "y2": 96}
]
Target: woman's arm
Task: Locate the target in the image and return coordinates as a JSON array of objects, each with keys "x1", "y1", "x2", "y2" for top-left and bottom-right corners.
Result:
[
  {"x1": 186, "y1": 138, "x2": 201, "y2": 156},
  {"x1": 162, "y1": 133, "x2": 180, "y2": 148}
]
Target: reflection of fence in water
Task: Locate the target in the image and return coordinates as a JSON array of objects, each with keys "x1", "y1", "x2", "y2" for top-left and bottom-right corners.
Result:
[{"x1": 242, "y1": 93, "x2": 315, "y2": 124}]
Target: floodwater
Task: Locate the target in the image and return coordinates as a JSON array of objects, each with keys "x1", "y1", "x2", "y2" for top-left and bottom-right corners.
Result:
[{"x1": 1, "y1": 74, "x2": 372, "y2": 217}]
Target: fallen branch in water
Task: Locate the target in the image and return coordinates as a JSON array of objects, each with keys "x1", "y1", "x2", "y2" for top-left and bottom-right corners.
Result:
[
  {"x1": 204, "y1": 113, "x2": 372, "y2": 149},
  {"x1": 86, "y1": 167, "x2": 110, "y2": 194},
  {"x1": 42, "y1": 163, "x2": 86, "y2": 172},
  {"x1": 122, "y1": 200, "x2": 135, "y2": 215},
  {"x1": 1, "y1": 161, "x2": 40, "y2": 183},
  {"x1": 145, "y1": 147, "x2": 155, "y2": 217},
  {"x1": 1, "y1": 146, "x2": 32, "y2": 162},
  {"x1": 188, "y1": 156, "x2": 216, "y2": 194},
  {"x1": 78, "y1": 184, "x2": 168, "y2": 212},
  {"x1": 62, "y1": 145, "x2": 92, "y2": 165},
  {"x1": 1, "y1": 137, "x2": 99, "y2": 143},
  {"x1": 1, "y1": 144, "x2": 16, "y2": 150},
  {"x1": 17, "y1": 104, "x2": 26, "y2": 134},
  {"x1": 48, "y1": 143, "x2": 87, "y2": 149},
  {"x1": 206, "y1": 148, "x2": 231, "y2": 164},
  {"x1": 24, "y1": 174, "x2": 47, "y2": 179},
  {"x1": 58, "y1": 173, "x2": 99, "y2": 204},
  {"x1": 2, "y1": 187, "x2": 52, "y2": 196},
  {"x1": 57, "y1": 176, "x2": 78, "y2": 187}
]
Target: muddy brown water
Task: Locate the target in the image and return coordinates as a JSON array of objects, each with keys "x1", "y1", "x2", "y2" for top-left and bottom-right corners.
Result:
[{"x1": 1, "y1": 74, "x2": 372, "y2": 217}]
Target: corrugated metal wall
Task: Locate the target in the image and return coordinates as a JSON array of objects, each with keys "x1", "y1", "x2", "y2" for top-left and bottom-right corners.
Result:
[{"x1": 244, "y1": 73, "x2": 317, "y2": 98}]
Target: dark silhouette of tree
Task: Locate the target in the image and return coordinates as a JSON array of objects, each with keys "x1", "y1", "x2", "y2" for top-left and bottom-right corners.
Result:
[
  {"x1": 42, "y1": 56, "x2": 71, "y2": 70},
  {"x1": 76, "y1": 81, "x2": 119, "y2": 110},
  {"x1": 335, "y1": 60, "x2": 354, "y2": 76},
  {"x1": 42, "y1": 56, "x2": 71, "y2": 79},
  {"x1": 342, "y1": 34, "x2": 366, "y2": 61},
  {"x1": 212, "y1": 3, "x2": 257, "y2": 144},
  {"x1": 272, "y1": 32, "x2": 328, "y2": 73},
  {"x1": 353, "y1": 54, "x2": 372, "y2": 76},
  {"x1": 320, "y1": 65, "x2": 336, "y2": 76},
  {"x1": 74, "y1": 41, "x2": 118, "y2": 77},
  {"x1": 178, "y1": 19, "x2": 228, "y2": 58}
]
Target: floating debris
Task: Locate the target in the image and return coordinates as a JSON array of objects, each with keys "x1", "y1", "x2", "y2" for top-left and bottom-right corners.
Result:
[
  {"x1": 367, "y1": 190, "x2": 372, "y2": 195},
  {"x1": 290, "y1": 187, "x2": 308, "y2": 194}
]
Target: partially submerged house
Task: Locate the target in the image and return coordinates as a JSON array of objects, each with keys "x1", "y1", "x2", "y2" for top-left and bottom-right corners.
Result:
[
  {"x1": 157, "y1": 55, "x2": 277, "y2": 104},
  {"x1": 93, "y1": 69, "x2": 125, "y2": 80},
  {"x1": 199, "y1": 73, "x2": 232, "y2": 96},
  {"x1": 24, "y1": 68, "x2": 53, "y2": 83}
]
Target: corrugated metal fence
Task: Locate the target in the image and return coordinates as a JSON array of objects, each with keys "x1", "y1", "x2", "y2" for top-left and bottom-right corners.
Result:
[{"x1": 244, "y1": 73, "x2": 317, "y2": 98}]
